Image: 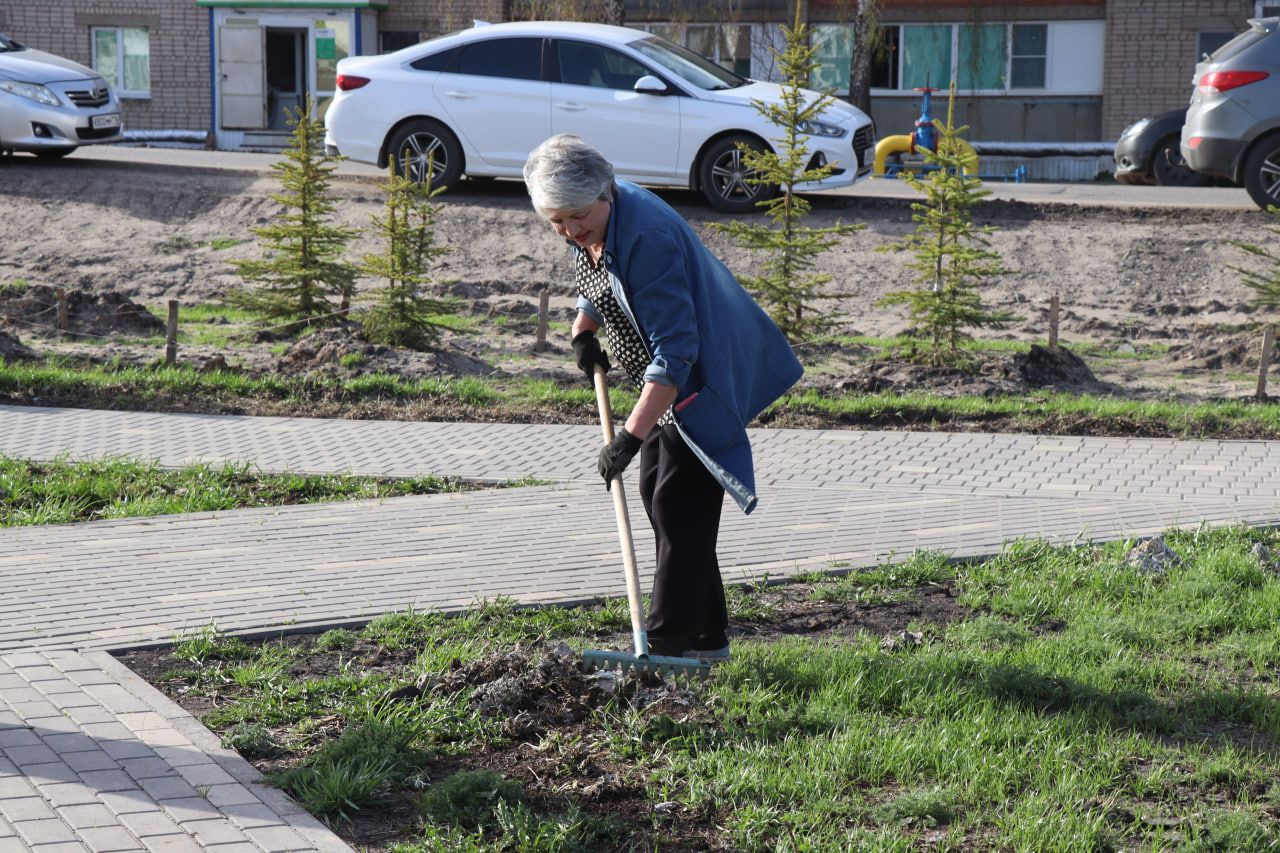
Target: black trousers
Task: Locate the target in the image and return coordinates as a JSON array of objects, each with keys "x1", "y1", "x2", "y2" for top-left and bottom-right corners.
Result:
[{"x1": 637, "y1": 424, "x2": 728, "y2": 652}]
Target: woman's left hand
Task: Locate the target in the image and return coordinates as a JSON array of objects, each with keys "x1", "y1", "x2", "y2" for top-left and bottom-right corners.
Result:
[{"x1": 598, "y1": 427, "x2": 642, "y2": 488}]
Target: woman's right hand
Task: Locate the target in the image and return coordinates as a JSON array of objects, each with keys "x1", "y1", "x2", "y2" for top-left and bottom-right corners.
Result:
[{"x1": 571, "y1": 330, "x2": 611, "y2": 382}]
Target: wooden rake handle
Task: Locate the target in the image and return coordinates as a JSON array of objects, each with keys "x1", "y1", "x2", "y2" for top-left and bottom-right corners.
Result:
[{"x1": 593, "y1": 364, "x2": 648, "y2": 657}]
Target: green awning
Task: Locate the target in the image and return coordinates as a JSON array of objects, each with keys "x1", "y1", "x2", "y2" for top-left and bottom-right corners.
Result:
[{"x1": 196, "y1": 0, "x2": 388, "y2": 8}]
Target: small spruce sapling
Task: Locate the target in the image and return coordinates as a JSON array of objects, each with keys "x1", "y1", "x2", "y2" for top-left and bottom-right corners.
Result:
[
  {"x1": 712, "y1": 4, "x2": 862, "y2": 343},
  {"x1": 226, "y1": 95, "x2": 357, "y2": 332},
  {"x1": 877, "y1": 84, "x2": 1014, "y2": 365},
  {"x1": 1229, "y1": 211, "x2": 1280, "y2": 396},
  {"x1": 360, "y1": 158, "x2": 455, "y2": 350},
  {"x1": 1231, "y1": 211, "x2": 1280, "y2": 311}
]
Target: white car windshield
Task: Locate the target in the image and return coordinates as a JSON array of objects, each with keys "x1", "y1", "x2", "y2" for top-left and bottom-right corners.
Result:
[{"x1": 629, "y1": 36, "x2": 746, "y2": 91}]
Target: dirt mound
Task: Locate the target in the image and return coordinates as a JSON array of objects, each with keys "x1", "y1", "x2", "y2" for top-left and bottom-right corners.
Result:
[
  {"x1": 822, "y1": 346, "x2": 1103, "y2": 398},
  {"x1": 408, "y1": 644, "x2": 713, "y2": 741},
  {"x1": 0, "y1": 329, "x2": 38, "y2": 360},
  {"x1": 0, "y1": 284, "x2": 164, "y2": 339},
  {"x1": 274, "y1": 325, "x2": 500, "y2": 380},
  {"x1": 1166, "y1": 326, "x2": 1277, "y2": 371},
  {"x1": 1011, "y1": 343, "x2": 1100, "y2": 389}
]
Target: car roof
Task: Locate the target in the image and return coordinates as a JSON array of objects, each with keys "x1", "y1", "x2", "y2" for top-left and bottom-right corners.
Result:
[{"x1": 442, "y1": 20, "x2": 649, "y2": 47}]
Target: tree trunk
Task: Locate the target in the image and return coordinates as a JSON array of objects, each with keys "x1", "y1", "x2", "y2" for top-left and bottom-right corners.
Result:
[
  {"x1": 847, "y1": 0, "x2": 874, "y2": 115},
  {"x1": 601, "y1": 0, "x2": 624, "y2": 26}
]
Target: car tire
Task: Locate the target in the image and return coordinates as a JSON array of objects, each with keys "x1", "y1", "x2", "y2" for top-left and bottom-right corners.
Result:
[
  {"x1": 386, "y1": 119, "x2": 463, "y2": 192},
  {"x1": 33, "y1": 148, "x2": 76, "y2": 159},
  {"x1": 1151, "y1": 137, "x2": 1209, "y2": 188},
  {"x1": 1243, "y1": 133, "x2": 1280, "y2": 211},
  {"x1": 698, "y1": 134, "x2": 776, "y2": 214}
]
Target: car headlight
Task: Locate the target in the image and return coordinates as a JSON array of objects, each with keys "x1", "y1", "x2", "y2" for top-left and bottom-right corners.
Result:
[
  {"x1": 0, "y1": 80, "x2": 61, "y2": 106},
  {"x1": 797, "y1": 118, "x2": 846, "y2": 138}
]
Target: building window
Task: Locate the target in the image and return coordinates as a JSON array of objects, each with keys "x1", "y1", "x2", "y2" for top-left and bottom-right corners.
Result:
[
  {"x1": 809, "y1": 24, "x2": 851, "y2": 92},
  {"x1": 379, "y1": 30, "x2": 418, "y2": 54},
  {"x1": 958, "y1": 23, "x2": 1007, "y2": 89},
  {"x1": 91, "y1": 26, "x2": 150, "y2": 97},
  {"x1": 902, "y1": 24, "x2": 950, "y2": 90},
  {"x1": 1009, "y1": 23, "x2": 1047, "y2": 89},
  {"x1": 1256, "y1": 3, "x2": 1280, "y2": 16},
  {"x1": 820, "y1": 20, "x2": 1099, "y2": 95}
]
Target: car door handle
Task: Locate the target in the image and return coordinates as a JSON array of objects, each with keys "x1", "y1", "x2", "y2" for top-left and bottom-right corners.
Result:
[
  {"x1": 444, "y1": 90, "x2": 475, "y2": 99},
  {"x1": 556, "y1": 102, "x2": 587, "y2": 111}
]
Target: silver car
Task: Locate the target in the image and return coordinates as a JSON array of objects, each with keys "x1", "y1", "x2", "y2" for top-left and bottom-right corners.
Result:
[
  {"x1": 1181, "y1": 17, "x2": 1280, "y2": 209},
  {"x1": 0, "y1": 32, "x2": 123, "y2": 158}
]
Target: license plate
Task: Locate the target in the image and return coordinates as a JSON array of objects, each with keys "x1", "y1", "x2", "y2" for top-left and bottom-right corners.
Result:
[
  {"x1": 91, "y1": 113, "x2": 121, "y2": 130},
  {"x1": 863, "y1": 146, "x2": 874, "y2": 166}
]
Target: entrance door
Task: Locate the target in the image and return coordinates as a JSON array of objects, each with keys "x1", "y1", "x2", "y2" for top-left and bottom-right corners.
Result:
[
  {"x1": 266, "y1": 28, "x2": 307, "y2": 129},
  {"x1": 219, "y1": 26, "x2": 266, "y2": 130}
]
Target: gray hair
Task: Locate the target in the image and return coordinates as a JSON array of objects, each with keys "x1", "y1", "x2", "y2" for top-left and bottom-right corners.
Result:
[{"x1": 523, "y1": 134, "x2": 614, "y2": 215}]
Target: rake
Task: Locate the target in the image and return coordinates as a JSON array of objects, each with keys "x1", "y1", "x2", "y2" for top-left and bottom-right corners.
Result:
[{"x1": 581, "y1": 365, "x2": 712, "y2": 680}]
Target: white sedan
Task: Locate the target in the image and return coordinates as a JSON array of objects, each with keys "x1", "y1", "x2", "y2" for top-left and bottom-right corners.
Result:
[{"x1": 324, "y1": 20, "x2": 876, "y2": 213}]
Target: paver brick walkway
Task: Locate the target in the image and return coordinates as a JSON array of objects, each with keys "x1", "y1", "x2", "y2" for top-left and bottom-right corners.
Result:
[{"x1": 1, "y1": 403, "x2": 1279, "y2": 851}]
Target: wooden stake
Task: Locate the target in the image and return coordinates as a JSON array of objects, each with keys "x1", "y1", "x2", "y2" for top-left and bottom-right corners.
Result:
[
  {"x1": 1048, "y1": 295, "x2": 1060, "y2": 349},
  {"x1": 534, "y1": 289, "x2": 550, "y2": 353},
  {"x1": 165, "y1": 300, "x2": 179, "y2": 366},
  {"x1": 56, "y1": 289, "x2": 68, "y2": 333},
  {"x1": 1256, "y1": 325, "x2": 1275, "y2": 401}
]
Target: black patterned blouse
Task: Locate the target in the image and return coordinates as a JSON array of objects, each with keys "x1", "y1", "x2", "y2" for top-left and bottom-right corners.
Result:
[{"x1": 575, "y1": 249, "x2": 673, "y2": 426}]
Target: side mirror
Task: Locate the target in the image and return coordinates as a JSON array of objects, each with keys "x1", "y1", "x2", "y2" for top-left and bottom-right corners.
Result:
[{"x1": 634, "y1": 75, "x2": 669, "y2": 95}]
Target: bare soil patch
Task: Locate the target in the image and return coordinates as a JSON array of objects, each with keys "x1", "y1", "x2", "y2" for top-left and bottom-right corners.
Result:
[
  {"x1": 3, "y1": 157, "x2": 1279, "y2": 419},
  {"x1": 116, "y1": 579, "x2": 970, "y2": 851}
]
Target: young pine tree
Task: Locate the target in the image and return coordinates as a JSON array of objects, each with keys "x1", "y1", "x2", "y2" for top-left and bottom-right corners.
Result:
[
  {"x1": 712, "y1": 5, "x2": 862, "y2": 343},
  {"x1": 1231, "y1": 212, "x2": 1280, "y2": 311},
  {"x1": 360, "y1": 162, "x2": 454, "y2": 350},
  {"x1": 227, "y1": 95, "x2": 357, "y2": 331},
  {"x1": 878, "y1": 85, "x2": 1013, "y2": 365}
]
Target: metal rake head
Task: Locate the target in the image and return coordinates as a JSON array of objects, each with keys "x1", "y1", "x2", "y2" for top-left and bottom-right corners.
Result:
[{"x1": 581, "y1": 648, "x2": 712, "y2": 680}]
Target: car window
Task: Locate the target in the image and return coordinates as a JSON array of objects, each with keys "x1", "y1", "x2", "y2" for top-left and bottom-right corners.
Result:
[
  {"x1": 556, "y1": 40, "x2": 648, "y2": 90},
  {"x1": 410, "y1": 46, "x2": 458, "y2": 72},
  {"x1": 629, "y1": 35, "x2": 745, "y2": 90},
  {"x1": 455, "y1": 37, "x2": 543, "y2": 81},
  {"x1": 0, "y1": 33, "x2": 21, "y2": 52}
]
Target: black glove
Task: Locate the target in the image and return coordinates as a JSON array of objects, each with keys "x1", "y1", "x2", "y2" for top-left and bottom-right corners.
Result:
[
  {"x1": 597, "y1": 427, "x2": 643, "y2": 488},
  {"x1": 571, "y1": 330, "x2": 611, "y2": 383}
]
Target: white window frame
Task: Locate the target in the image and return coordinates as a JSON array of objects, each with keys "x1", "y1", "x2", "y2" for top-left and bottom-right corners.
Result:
[
  {"x1": 868, "y1": 20, "x2": 1079, "y2": 96},
  {"x1": 1007, "y1": 22, "x2": 1049, "y2": 93},
  {"x1": 91, "y1": 25, "x2": 150, "y2": 98}
]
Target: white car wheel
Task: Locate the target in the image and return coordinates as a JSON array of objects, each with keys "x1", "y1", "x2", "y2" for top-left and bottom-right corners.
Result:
[
  {"x1": 387, "y1": 119, "x2": 463, "y2": 191},
  {"x1": 699, "y1": 134, "x2": 776, "y2": 214}
]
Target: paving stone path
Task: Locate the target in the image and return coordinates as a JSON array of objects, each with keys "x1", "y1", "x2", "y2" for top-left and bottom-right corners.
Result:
[{"x1": 2, "y1": 403, "x2": 1279, "y2": 851}]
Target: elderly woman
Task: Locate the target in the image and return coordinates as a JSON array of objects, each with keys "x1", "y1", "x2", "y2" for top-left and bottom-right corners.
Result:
[{"x1": 523, "y1": 134, "x2": 802, "y2": 662}]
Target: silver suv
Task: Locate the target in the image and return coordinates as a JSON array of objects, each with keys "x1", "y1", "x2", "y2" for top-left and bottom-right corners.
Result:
[
  {"x1": 1182, "y1": 17, "x2": 1280, "y2": 209},
  {"x1": 0, "y1": 32, "x2": 123, "y2": 158}
]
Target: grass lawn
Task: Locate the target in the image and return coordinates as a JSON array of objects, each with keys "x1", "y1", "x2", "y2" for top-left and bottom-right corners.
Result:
[
  {"x1": 4, "y1": 358, "x2": 1280, "y2": 439},
  {"x1": 0, "y1": 455, "x2": 522, "y2": 526},
  {"x1": 123, "y1": 526, "x2": 1280, "y2": 851}
]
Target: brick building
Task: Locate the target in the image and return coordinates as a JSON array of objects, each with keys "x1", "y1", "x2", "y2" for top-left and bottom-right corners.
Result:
[{"x1": 0, "y1": 0, "x2": 1272, "y2": 148}]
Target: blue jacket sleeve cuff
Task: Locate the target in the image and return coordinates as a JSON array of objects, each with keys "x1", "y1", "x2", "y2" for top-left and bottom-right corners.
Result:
[
  {"x1": 642, "y1": 364, "x2": 676, "y2": 387},
  {"x1": 575, "y1": 297, "x2": 604, "y2": 327}
]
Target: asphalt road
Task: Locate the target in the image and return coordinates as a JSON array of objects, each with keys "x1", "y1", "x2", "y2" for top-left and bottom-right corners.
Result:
[{"x1": 34, "y1": 143, "x2": 1258, "y2": 211}]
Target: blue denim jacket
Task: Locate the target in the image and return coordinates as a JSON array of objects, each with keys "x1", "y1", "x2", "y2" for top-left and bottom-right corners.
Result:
[{"x1": 574, "y1": 181, "x2": 803, "y2": 514}]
